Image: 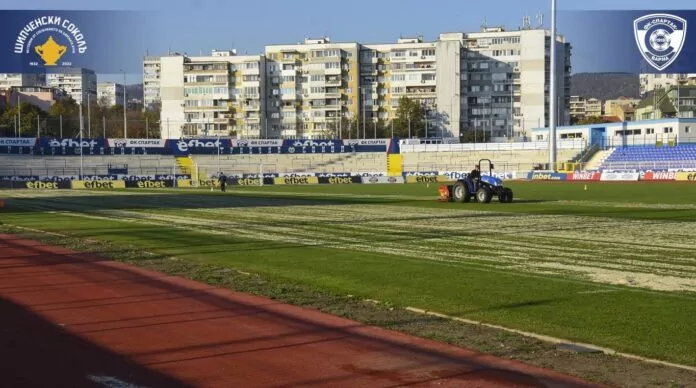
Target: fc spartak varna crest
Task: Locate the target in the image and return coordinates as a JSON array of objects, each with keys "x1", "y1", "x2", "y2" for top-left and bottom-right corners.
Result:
[{"x1": 634, "y1": 13, "x2": 687, "y2": 71}]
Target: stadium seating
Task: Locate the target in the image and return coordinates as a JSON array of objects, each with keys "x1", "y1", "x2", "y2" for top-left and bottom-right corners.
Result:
[
  {"x1": 191, "y1": 153, "x2": 387, "y2": 177},
  {"x1": 0, "y1": 155, "x2": 179, "y2": 177},
  {"x1": 599, "y1": 144, "x2": 696, "y2": 170},
  {"x1": 402, "y1": 149, "x2": 580, "y2": 172}
]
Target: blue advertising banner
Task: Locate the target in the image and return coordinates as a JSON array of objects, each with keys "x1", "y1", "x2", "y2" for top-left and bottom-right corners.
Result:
[
  {"x1": 0, "y1": 10, "x2": 151, "y2": 73},
  {"x1": 527, "y1": 172, "x2": 568, "y2": 181},
  {"x1": 560, "y1": 10, "x2": 696, "y2": 73},
  {"x1": 168, "y1": 138, "x2": 230, "y2": 156}
]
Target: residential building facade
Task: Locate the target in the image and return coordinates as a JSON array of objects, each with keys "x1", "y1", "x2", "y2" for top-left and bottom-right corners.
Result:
[
  {"x1": 45, "y1": 67, "x2": 97, "y2": 105},
  {"x1": 97, "y1": 82, "x2": 125, "y2": 107},
  {"x1": 148, "y1": 26, "x2": 571, "y2": 140},
  {"x1": 265, "y1": 38, "x2": 360, "y2": 138},
  {"x1": 159, "y1": 50, "x2": 266, "y2": 139},
  {"x1": 569, "y1": 96, "x2": 602, "y2": 121},
  {"x1": 635, "y1": 85, "x2": 696, "y2": 121},
  {"x1": 639, "y1": 73, "x2": 696, "y2": 96},
  {"x1": 143, "y1": 55, "x2": 164, "y2": 110},
  {"x1": 0, "y1": 73, "x2": 45, "y2": 91}
]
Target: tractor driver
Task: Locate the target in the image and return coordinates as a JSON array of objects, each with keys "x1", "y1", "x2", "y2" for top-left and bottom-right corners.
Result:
[{"x1": 469, "y1": 165, "x2": 481, "y2": 191}]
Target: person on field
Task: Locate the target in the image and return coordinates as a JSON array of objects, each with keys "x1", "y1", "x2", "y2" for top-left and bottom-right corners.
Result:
[
  {"x1": 469, "y1": 165, "x2": 481, "y2": 191},
  {"x1": 218, "y1": 172, "x2": 227, "y2": 192}
]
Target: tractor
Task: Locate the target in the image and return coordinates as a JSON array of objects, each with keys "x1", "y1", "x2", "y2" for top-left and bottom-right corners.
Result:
[{"x1": 444, "y1": 159, "x2": 513, "y2": 203}]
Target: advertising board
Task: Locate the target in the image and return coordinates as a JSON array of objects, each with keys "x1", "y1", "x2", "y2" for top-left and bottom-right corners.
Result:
[
  {"x1": 528, "y1": 172, "x2": 567, "y2": 181},
  {"x1": 71, "y1": 180, "x2": 126, "y2": 189},
  {"x1": 640, "y1": 171, "x2": 678, "y2": 181},
  {"x1": 317, "y1": 176, "x2": 362, "y2": 184},
  {"x1": 360, "y1": 176, "x2": 404, "y2": 184},
  {"x1": 676, "y1": 172, "x2": 696, "y2": 181},
  {"x1": 124, "y1": 180, "x2": 175, "y2": 188},
  {"x1": 405, "y1": 175, "x2": 450, "y2": 184},
  {"x1": 566, "y1": 171, "x2": 601, "y2": 181},
  {"x1": 600, "y1": 172, "x2": 640, "y2": 181},
  {"x1": 272, "y1": 176, "x2": 319, "y2": 185}
]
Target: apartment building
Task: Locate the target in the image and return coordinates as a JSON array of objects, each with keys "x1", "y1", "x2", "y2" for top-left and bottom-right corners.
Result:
[
  {"x1": 159, "y1": 50, "x2": 266, "y2": 139},
  {"x1": 97, "y1": 82, "x2": 125, "y2": 107},
  {"x1": 0, "y1": 73, "x2": 45, "y2": 91},
  {"x1": 263, "y1": 38, "x2": 359, "y2": 138},
  {"x1": 149, "y1": 25, "x2": 570, "y2": 139},
  {"x1": 639, "y1": 73, "x2": 696, "y2": 96},
  {"x1": 569, "y1": 96, "x2": 602, "y2": 121},
  {"x1": 143, "y1": 55, "x2": 162, "y2": 110},
  {"x1": 45, "y1": 67, "x2": 97, "y2": 105},
  {"x1": 604, "y1": 97, "x2": 639, "y2": 121}
]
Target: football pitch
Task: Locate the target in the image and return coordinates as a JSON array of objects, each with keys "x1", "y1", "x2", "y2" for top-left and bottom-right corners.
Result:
[{"x1": 1, "y1": 181, "x2": 696, "y2": 379}]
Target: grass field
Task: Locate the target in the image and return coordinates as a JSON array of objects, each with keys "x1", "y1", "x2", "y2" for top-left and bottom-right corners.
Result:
[{"x1": 2, "y1": 181, "x2": 696, "y2": 386}]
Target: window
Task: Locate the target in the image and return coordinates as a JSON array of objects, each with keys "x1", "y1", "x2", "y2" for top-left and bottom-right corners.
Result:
[
  {"x1": 282, "y1": 76, "x2": 295, "y2": 82},
  {"x1": 686, "y1": 126, "x2": 691, "y2": 133},
  {"x1": 422, "y1": 73, "x2": 435, "y2": 81},
  {"x1": 664, "y1": 127, "x2": 673, "y2": 133},
  {"x1": 310, "y1": 74, "x2": 323, "y2": 82},
  {"x1": 391, "y1": 74, "x2": 405, "y2": 81},
  {"x1": 422, "y1": 49, "x2": 435, "y2": 56}
]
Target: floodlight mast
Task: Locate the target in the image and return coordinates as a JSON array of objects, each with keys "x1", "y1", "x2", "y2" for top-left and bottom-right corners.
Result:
[{"x1": 549, "y1": 0, "x2": 558, "y2": 171}]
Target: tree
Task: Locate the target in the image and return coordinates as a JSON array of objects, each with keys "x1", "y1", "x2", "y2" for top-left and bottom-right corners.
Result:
[
  {"x1": 0, "y1": 102, "x2": 47, "y2": 137},
  {"x1": 393, "y1": 96, "x2": 424, "y2": 138},
  {"x1": 459, "y1": 129, "x2": 491, "y2": 143}
]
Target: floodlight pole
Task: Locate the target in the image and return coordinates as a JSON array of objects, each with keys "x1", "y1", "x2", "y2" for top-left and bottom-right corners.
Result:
[{"x1": 549, "y1": 0, "x2": 558, "y2": 171}]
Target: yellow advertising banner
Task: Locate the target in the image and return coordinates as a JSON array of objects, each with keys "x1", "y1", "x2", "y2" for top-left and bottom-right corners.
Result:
[
  {"x1": 71, "y1": 180, "x2": 126, "y2": 189},
  {"x1": 676, "y1": 172, "x2": 696, "y2": 181},
  {"x1": 272, "y1": 176, "x2": 319, "y2": 185},
  {"x1": 405, "y1": 175, "x2": 450, "y2": 184}
]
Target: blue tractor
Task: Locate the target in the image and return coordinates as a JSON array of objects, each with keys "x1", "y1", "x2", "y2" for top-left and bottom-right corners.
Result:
[{"x1": 448, "y1": 159, "x2": 513, "y2": 203}]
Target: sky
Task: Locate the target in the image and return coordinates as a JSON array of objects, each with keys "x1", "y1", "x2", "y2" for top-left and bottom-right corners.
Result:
[{"x1": 9, "y1": 0, "x2": 696, "y2": 84}]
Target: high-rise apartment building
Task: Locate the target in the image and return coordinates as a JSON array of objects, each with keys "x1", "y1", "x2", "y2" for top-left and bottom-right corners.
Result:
[
  {"x1": 159, "y1": 50, "x2": 266, "y2": 139},
  {"x1": 97, "y1": 82, "x2": 125, "y2": 107},
  {"x1": 0, "y1": 73, "x2": 44, "y2": 91},
  {"x1": 148, "y1": 24, "x2": 571, "y2": 140},
  {"x1": 143, "y1": 55, "x2": 164, "y2": 110},
  {"x1": 264, "y1": 38, "x2": 359, "y2": 138},
  {"x1": 45, "y1": 67, "x2": 97, "y2": 105}
]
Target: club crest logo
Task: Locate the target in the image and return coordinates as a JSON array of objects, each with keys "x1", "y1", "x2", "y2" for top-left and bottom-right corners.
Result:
[
  {"x1": 14, "y1": 16, "x2": 88, "y2": 68},
  {"x1": 634, "y1": 13, "x2": 687, "y2": 71}
]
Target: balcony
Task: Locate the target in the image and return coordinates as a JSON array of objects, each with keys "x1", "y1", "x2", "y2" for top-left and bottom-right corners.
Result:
[
  {"x1": 244, "y1": 104, "x2": 261, "y2": 111},
  {"x1": 325, "y1": 67, "x2": 342, "y2": 75}
]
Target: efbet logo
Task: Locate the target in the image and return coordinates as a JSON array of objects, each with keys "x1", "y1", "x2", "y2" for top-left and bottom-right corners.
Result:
[
  {"x1": 292, "y1": 140, "x2": 335, "y2": 147},
  {"x1": 634, "y1": 13, "x2": 687, "y2": 71},
  {"x1": 15, "y1": 16, "x2": 88, "y2": 67},
  {"x1": 176, "y1": 139, "x2": 221, "y2": 152},
  {"x1": 48, "y1": 138, "x2": 97, "y2": 148}
]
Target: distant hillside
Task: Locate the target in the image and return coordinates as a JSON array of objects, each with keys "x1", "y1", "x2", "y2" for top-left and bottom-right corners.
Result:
[{"x1": 570, "y1": 72, "x2": 640, "y2": 100}]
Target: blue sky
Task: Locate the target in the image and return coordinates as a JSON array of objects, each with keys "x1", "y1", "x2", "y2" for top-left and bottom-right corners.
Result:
[{"x1": 10, "y1": 0, "x2": 696, "y2": 84}]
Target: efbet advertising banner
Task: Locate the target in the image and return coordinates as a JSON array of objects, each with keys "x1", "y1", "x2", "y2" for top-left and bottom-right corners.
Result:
[
  {"x1": 317, "y1": 176, "x2": 362, "y2": 184},
  {"x1": 169, "y1": 138, "x2": 230, "y2": 156},
  {"x1": 560, "y1": 10, "x2": 696, "y2": 73},
  {"x1": 272, "y1": 176, "x2": 319, "y2": 185},
  {"x1": 71, "y1": 180, "x2": 125, "y2": 189},
  {"x1": 676, "y1": 172, "x2": 696, "y2": 181},
  {"x1": 1, "y1": 11, "x2": 150, "y2": 74}
]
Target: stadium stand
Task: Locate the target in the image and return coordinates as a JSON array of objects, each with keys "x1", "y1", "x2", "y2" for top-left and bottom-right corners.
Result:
[
  {"x1": 190, "y1": 152, "x2": 387, "y2": 177},
  {"x1": 599, "y1": 144, "x2": 696, "y2": 170},
  {"x1": 0, "y1": 155, "x2": 179, "y2": 177},
  {"x1": 400, "y1": 140, "x2": 585, "y2": 172}
]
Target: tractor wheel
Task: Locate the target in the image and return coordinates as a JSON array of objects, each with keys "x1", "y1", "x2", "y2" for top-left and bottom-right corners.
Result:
[
  {"x1": 452, "y1": 181, "x2": 469, "y2": 203},
  {"x1": 476, "y1": 187, "x2": 492, "y2": 203},
  {"x1": 505, "y1": 188, "x2": 513, "y2": 203},
  {"x1": 498, "y1": 190, "x2": 508, "y2": 203}
]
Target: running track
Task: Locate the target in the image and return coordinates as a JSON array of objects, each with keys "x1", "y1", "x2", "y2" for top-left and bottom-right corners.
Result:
[{"x1": 0, "y1": 234, "x2": 606, "y2": 387}]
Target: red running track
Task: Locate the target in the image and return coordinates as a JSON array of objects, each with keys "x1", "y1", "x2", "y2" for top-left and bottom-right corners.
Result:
[{"x1": 0, "y1": 234, "x2": 608, "y2": 388}]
